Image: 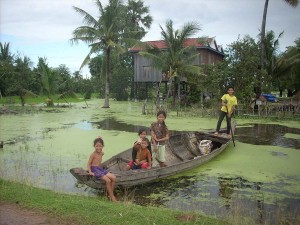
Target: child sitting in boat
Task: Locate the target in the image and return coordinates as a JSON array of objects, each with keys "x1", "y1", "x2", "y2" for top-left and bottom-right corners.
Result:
[
  {"x1": 87, "y1": 137, "x2": 117, "y2": 202},
  {"x1": 136, "y1": 128, "x2": 152, "y2": 154},
  {"x1": 126, "y1": 137, "x2": 152, "y2": 170}
]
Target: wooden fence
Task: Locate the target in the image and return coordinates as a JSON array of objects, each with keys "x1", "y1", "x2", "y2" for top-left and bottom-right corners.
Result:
[
  {"x1": 236, "y1": 100, "x2": 300, "y2": 119},
  {"x1": 142, "y1": 99, "x2": 300, "y2": 119}
]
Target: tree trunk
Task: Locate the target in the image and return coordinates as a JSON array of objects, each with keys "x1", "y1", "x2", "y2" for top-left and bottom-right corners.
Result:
[
  {"x1": 165, "y1": 67, "x2": 173, "y2": 109},
  {"x1": 103, "y1": 47, "x2": 111, "y2": 108},
  {"x1": 177, "y1": 79, "x2": 181, "y2": 100},
  {"x1": 172, "y1": 78, "x2": 178, "y2": 106},
  {"x1": 20, "y1": 95, "x2": 25, "y2": 107},
  {"x1": 255, "y1": 0, "x2": 269, "y2": 96},
  {"x1": 166, "y1": 80, "x2": 171, "y2": 99},
  {"x1": 260, "y1": 0, "x2": 269, "y2": 70}
]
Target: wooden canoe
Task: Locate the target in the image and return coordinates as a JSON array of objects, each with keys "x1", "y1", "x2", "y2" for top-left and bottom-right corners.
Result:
[{"x1": 70, "y1": 121, "x2": 236, "y2": 189}]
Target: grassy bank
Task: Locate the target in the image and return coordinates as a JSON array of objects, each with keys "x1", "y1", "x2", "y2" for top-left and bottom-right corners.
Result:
[{"x1": 0, "y1": 179, "x2": 229, "y2": 225}]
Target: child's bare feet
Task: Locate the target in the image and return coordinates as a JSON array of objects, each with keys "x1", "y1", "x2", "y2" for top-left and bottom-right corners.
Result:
[
  {"x1": 110, "y1": 196, "x2": 117, "y2": 202},
  {"x1": 159, "y1": 162, "x2": 167, "y2": 167}
]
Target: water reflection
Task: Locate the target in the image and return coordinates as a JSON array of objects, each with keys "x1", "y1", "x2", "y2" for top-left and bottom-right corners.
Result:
[
  {"x1": 235, "y1": 124, "x2": 300, "y2": 149},
  {"x1": 91, "y1": 118, "x2": 149, "y2": 133},
  {"x1": 73, "y1": 120, "x2": 94, "y2": 130}
]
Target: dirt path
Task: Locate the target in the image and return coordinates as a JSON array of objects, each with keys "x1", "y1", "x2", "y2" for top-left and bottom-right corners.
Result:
[{"x1": 0, "y1": 203, "x2": 68, "y2": 225}]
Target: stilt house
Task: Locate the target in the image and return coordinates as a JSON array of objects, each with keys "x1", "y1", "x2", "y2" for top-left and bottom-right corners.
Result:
[{"x1": 129, "y1": 37, "x2": 225, "y2": 101}]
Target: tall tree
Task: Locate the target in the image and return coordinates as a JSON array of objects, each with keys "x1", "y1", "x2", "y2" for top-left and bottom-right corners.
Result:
[
  {"x1": 207, "y1": 35, "x2": 262, "y2": 103},
  {"x1": 110, "y1": 53, "x2": 132, "y2": 101},
  {"x1": 273, "y1": 38, "x2": 300, "y2": 96},
  {"x1": 54, "y1": 64, "x2": 73, "y2": 93},
  {"x1": 71, "y1": 0, "x2": 126, "y2": 108},
  {"x1": 263, "y1": 30, "x2": 284, "y2": 92},
  {"x1": 0, "y1": 42, "x2": 13, "y2": 62},
  {"x1": 9, "y1": 55, "x2": 35, "y2": 106},
  {"x1": 0, "y1": 42, "x2": 14, "y2": 97},
  {"x1": 37, "y1": 57, "x2": 58, "y2": 106},
  {"x1": 125, "y1": 0, "x2": 152, "y2": 40},
  {"x1": 71, "y1": 0, "x2": 151, "y2": 107},
  {"x1": 264, "y1": 30, "x2": 283, "y2": 73},
  {"x1": 260, "y1": 0, "x2": 298, "y2": 70}
]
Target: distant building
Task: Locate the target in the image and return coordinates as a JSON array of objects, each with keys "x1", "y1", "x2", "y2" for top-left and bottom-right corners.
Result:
[{"x1": 129, "y1": 37, "x2": 224, "y2": 100}]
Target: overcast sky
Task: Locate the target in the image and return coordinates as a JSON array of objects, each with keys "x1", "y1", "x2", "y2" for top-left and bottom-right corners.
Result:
[{"x1": 1, "y1": 0, "x2": 300, "y2": 77}]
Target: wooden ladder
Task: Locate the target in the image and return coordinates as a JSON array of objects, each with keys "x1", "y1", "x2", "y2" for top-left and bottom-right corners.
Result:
[{"x1": 155, "y1": 78, "x2": 164, "y2": 106}]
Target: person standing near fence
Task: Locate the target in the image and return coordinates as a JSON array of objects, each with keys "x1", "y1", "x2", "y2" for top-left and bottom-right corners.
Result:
[{"x1": 214, "y1": 86, "x2": 237, "y2": 138}]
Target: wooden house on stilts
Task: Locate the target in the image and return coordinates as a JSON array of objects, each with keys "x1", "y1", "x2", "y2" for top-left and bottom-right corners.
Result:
[{"x1": 129, "y1": 37, "x2": 225, "y2": 105}]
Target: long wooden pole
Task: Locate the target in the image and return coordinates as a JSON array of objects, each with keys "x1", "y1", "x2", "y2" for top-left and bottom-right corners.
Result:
[{"x1": 225, "y1": 105, "x2": 236, "y2": 147}]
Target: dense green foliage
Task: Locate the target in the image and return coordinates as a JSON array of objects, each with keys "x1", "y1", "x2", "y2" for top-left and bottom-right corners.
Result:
[
  {"x1": 259, "y1": 0, "x2": 298, "y2": 72},
  {"x1": 273, "y1": 38, "x2": 300, "y2": 96}
]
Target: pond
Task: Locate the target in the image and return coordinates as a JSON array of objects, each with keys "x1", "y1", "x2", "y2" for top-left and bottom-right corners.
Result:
[{"x1": 0, "y1": 100, "x2": 299, "y2": 224}]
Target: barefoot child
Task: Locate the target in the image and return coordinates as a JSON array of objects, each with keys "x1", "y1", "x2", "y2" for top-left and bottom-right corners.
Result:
[
  {"x1": 214, "y1": 86, "x2": 237, "y2": 138},
  {"x1": 88, "y1": 137, "x2": 117, "y2": 201},
  {"x1": 150, "y1": 110, "x2": 169, "y2": 167},
  {"x1": 126, "y1": 137, "x2": 152, "y2": 170},
  {"x1": 126, "y1": 128, "x2": 151, "y2": 170}
]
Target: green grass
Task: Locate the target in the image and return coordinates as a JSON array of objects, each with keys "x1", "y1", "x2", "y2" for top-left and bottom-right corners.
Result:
[{"x1": 0, "y1": 179, "x2": 229, "y2": 225}]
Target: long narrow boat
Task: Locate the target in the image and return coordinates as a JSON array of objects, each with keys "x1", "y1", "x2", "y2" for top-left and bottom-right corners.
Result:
[{"x1": 70, "y1": 121, "x2": 236, "y2": 189}]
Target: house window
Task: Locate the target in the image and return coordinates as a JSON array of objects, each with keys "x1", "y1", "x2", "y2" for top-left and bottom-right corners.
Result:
[{"x1": 143, "y1": 66, "x2": 151, "y2": 81}]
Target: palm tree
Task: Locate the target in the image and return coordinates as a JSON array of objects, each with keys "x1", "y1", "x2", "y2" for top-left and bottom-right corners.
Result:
[
  {"x1": 0, "y1": 42, "x2": 14, "y2": 97},
  {"x1": 37, "y1": 58, "x2": 58, "y2": 106},
  {"x1": 262, "y1": 30, "x2": 284, "y2": 91},
  {"x1": 140, "y1": 20, "x2": 202, "y2": 105},
  {"x1": 126, "y1": 0, "x2": 152, "y2": 40},
  {"x1": 260, "y1": 0, "x2": 298, "y2": 70},
  {"x1": 71, "y1": 0, "x2": 126, "y2": 108},
  {"x1": 0, "y1": 42, "x2": 13, "y2": 62},
  {"x1": 71, "y1": 0, "x2": 151, "y2": 108}
]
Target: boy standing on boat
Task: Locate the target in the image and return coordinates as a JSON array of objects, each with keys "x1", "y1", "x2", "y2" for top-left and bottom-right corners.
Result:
[
  {"x1": 214, "y1": 86, "x2": 237, "y2": 138},
  {"x1": 150, "y1": 110, "x2": 169, "y2": 167},
  {"x1": 88, "y1": 137, "x2": 117, "y2": 202}
]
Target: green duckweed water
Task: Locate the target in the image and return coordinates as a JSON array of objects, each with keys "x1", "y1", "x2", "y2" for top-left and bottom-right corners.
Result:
[{"x1": 0, "y1": 99, "x2": 299, "y2": 224}]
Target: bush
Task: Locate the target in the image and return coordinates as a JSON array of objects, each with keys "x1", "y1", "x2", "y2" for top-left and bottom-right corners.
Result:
[{"x1": 84, "y1": 90, "x2": 92, "y2": 99}]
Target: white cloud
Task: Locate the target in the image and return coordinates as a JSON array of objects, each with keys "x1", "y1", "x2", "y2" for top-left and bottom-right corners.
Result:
[{"x1": 143, "y1": 0, "x2": 300, "y2": 50}]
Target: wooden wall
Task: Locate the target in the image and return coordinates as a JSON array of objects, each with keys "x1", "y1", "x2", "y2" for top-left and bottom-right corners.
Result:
[
  {"x1": 133, "y1": 47, "x2": 224, "y2": 82},
  {"x1": 193, "y1": 49, "x2": 224, "y2": 65},
  {"x1": 133, "y1": 54, "x2": 162, "y2": 82}
]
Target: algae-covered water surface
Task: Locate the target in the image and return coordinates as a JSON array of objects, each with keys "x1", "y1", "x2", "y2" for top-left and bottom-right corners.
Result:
[{"x1": 0, "y1": 100, "x2": 299, "y2": 224}]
